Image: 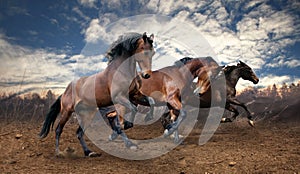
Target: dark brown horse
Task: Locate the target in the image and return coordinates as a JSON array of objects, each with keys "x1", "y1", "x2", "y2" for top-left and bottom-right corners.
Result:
[
  {"x1": 39, "y1": 32, "x2": 155, "y2": 156},
  {"x1": 162, "y1": 60, "x2": 259, "y2": 130},
  {"x1": 107, "y1": 57, "x2": 222, "y2": 143}
]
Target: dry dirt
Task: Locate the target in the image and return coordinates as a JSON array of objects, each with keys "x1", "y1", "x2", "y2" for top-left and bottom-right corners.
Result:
[{"x1": 0, "y1": 116, "x2": 299, "y2": 174}]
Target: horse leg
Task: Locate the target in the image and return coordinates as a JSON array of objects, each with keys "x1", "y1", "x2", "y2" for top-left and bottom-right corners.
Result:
[
  {"x1": 221, "y1": 103, "x2": 239, "y2": 123},
  {"x1": 76, "y1": 126, "x2": 100, "y2": 157},
  {"x1": 114, "y1": 95, "x2": 137, "y2": 128},
  {"x1": 161, "y1": 109, "x2": 183, "y2": 144},
  {"x1": 228, "y1": 98, "x2": 254, "y2": 126},
  {"x1": 163, "y1": 109, "x2": 186, "y2": 143},
  {"x1": 144, "y1": 96, "x2": 155, "y2": 122},
  {"x1": 55, "y1": 110, "x2": 72, "y2": 156},
  {"x1": 161, "y1": 111, "x2": 172, "y2": 130},
  {"x1": 115, "y1": 115, "x2": 138, "y2": 149},
  {"x1": 107, "y1": 112, "x2": 119, "y2": 141},
  {"x1": 163, "y1": 91, "x2": 186, "y2": 142},
  {"x1": 106, "y1": 105, "x2": 138, "y2": 149}
]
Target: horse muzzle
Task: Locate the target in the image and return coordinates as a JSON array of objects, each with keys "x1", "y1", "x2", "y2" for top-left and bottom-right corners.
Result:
[
  {"x1": 141, "y1": 71, "x2": 151, "y2": 79},
  {"x1": 252, "y1": 77, "x2": 259, "y2": 84}
]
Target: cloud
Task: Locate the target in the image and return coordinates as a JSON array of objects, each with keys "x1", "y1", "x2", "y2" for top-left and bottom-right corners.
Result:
[
  {"x1": 5, "y1": 6, "x2": 30, "y2": 16},
  {"x1": 79, "y1": 0, "x2": 299, "y2": 90},
  {"x1": 142, "y1": 0, "x2": 300, "y2": 79},
  {"x1": 72, "y1": 6, "x2": 91, "y2": 21},
  {"x1": 2, "y1": 0, "x2": 300, "y2": 94},
  {"x1": 257, "y1": 75, "x2": 300, "y2": 87},
  {"x1": 236, "y1": 74, "x2": 300, "y2": 91},
  {"x1": 0, "y1": 33, "x2": 74, "y2": 93},
  {"x1": 78, "y1": 0, "x2": 98, "y2": 8}
]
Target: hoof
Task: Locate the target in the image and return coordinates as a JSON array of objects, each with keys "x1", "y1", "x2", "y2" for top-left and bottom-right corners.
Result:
[
  {"x1": 129, "y1": 145, "x2": 138, "y2": 150},
  {"x1": 221, "y1": 118, "x2": 226, "y2": 123},
  {"x1": 220, "y1": 118, "x2": 232, "y2": 123},
  {"x1": 88, "y1": 152, "x2": 101, "y2": 157},
  {"x1": 170, "y1": 133, "x2": 184, "y2": 139},
  {"x1": 126, "y1": 142, "x2": 138, "y2": 150},
  {"x1": 108, "y1": 132, "x2": 118, "y2": 141},
  {"x1": 248, "y1": 120, "x2": 254, "y2": 127},
  {"x1": 174, "y1": 137, "x2": 183, "y2": 144},
  {"x1": 163, "y1": 129, "x2": 169, "y2": 137},
  {"x1": 144, "y1": 114, "x2": 153, "y2": 122}
]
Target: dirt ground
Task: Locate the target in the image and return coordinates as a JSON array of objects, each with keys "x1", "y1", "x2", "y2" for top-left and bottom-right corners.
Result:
[{"x1": 0, "y1": 115, "x2": 299, "y2": 174}]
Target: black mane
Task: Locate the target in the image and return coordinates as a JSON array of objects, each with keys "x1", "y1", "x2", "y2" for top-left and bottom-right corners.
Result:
[
  {"x1": 105, "y1": 32, "x2": 143, "y2": 63},
  {"x1": 223, "y1": 65, "x2": 237, "y2": 75},
  {"x1": 174, "y1": 57, "x2": 193, "y2": 67}
]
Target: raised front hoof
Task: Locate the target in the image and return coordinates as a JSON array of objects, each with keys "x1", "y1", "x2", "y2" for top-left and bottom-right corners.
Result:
[
  {"x1": 248, "y1": 120, "x2": 254, "y2": 127},
  {"x1": 220, "y1": 118, "x2": 232, "y2": 123},
  {"x1": 125, "y1": 141, "x2": 138, "y2": 150},
  {"x1": 144, "y1": 114, "x2": 153, "y2": 122}
]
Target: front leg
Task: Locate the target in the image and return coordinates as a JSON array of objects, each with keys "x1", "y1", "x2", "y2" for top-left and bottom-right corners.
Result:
[
  {"x1": 227, "y1": 97, "x2": 254, "y2": 126},
  {"x1": 164, "y1": 109, "x2": 187, "y2": 138},
  {"x1": 144, "y1": 96, "x2": 155, "y2": 122}
]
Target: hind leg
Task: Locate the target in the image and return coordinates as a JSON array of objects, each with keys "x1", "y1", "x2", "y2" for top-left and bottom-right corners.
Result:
[
  {"x1": 55, "y1": 110, "x2": 72, "y2": 156},
  {"x1": 221, "y1": 103, "x2": 239, "y2": 123},
  {"x1": 144, "y1": 96, "x2": 155, "y2": 122},
  {"x1": 110, "y1": 114, "x2": 138, "y2": 149},
  {"x1": 106, "y1": 106, "x2": 138, "y2": 149},
  {"x1": 163, "y1": 91, "x2": 186, "y2": 139},
  {"x1": 76, "y1": 126, "x2": 100, "y2": 157},
  {"x1": 227, "y1": 98, "x2": 254, "y2": 126},
  {"x1": 163, "y1": 109, "x2": 186, "y2": 139}
]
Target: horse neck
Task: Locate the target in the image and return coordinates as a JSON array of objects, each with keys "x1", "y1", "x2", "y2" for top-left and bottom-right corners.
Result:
[
  {"x1": 109, "y1": 55, "x2": 137, "y2": 78},
  {"x1": 226, "y1": 68, "x2": 241, "y2": 87},
  {"x1": 182, "y1": 61, "x2": 203, "y2": 81}
]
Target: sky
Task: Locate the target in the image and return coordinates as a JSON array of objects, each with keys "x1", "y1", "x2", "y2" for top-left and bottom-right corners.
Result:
[{"x1": 0, "y1": 0, "x2": 299, "y2": 95}]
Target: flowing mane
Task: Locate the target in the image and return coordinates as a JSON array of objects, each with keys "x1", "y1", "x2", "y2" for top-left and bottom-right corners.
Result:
[
  {"x1": 223, "y1": 65, "x2": 237, "y2": 75},
  {"x1": 174, "y1": 56, "x2": 218, "y2": 67},
  {"x1": 174, "y1": 57, "x2": 193, "y2": 67},
  {"x1": 105, "y1": 32, "x2": 143, "y2": 63}
]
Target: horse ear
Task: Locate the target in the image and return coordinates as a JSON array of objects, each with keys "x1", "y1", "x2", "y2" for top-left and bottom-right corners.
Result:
[
  {"x1": 149, "y1": 34, "x2": 154, "y2": 41},
  {"x1": 143, "y1": 32, "x2": 147, "y2": 38},
  {"x1": 238, "y1": 60, "x2": 246, "y2": 66}
]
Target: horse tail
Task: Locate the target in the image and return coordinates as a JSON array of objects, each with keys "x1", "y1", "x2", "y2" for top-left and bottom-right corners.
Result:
[{"x1": 39, "y1": 95, "x2": 62, "y2": 139}]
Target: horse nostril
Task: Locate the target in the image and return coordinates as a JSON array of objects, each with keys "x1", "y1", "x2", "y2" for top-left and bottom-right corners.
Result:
[{"x1": 143, "y1": 73, "x2": 150, "y2": 79}]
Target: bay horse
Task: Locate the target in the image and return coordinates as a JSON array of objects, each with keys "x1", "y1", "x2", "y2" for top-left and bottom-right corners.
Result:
[
  {"x1": 107, "y1": 57, "x2": 222, "y2": 143},
  {"x1": 162, "y1": 60, "x2": 259, "y2": 130},
  {"x1": 39, "y1": 32, "x2": 155, "y2": 157}
]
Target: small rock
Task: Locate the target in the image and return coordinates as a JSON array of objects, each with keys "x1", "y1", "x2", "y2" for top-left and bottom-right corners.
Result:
[
  {"x1": 229, "y1": 161, "x2": 237, "y2": 167},
  {"x1": 29, "y1": 153, "x2": 36, "y2": 157},
  {"x1": 15, "y1": 133, "x2": 22, "y2": 139},
  {"x1": 8, "y1": 160, "x2": 17, "y2": 164}
]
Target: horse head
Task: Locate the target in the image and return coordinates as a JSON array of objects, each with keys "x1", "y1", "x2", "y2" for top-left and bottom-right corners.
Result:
[
  {"x1": 237, "y1": 60, "x2": 259, "y2": 84},
  {"x1": 133, "y1": 32, "x2": 155, "y2": 79}
]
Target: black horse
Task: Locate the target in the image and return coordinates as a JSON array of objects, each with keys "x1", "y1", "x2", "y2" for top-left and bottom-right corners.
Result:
[{"x1": 161, "y1": 60, "x2": 259, "y2": 130}]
